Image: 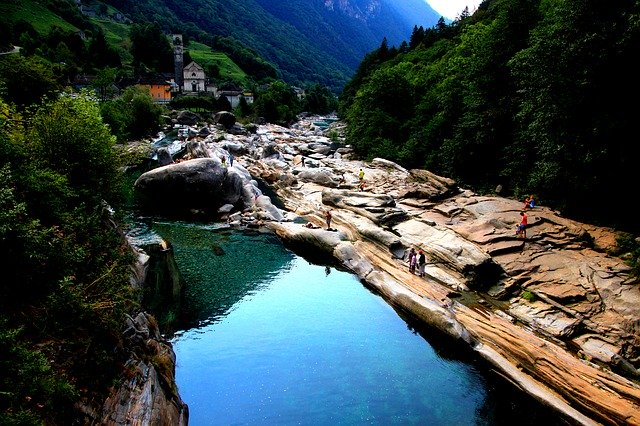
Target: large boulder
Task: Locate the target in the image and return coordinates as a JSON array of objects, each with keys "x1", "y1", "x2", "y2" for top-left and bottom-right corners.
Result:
[
  {"x1": 213, "y1": 111, "x2": 236, "y2": 129},
  {"x1": 134, "y1": 158, "x2": 246, "y2": 216},
  {"x1": 176, "y1": 110, "x2": 200, "y2": 126}
]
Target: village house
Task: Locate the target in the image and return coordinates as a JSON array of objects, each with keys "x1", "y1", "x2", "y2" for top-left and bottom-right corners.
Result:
[
  {"x1": 217, "y1": 90, "x2": 254, "y2": 109},
  {"x1": 138, "y1": 76, "x2": 178, "y2": 104}
]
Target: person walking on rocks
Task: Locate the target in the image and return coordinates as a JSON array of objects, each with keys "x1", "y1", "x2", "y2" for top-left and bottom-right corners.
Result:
[
  {"x1": 408, "y1": 248, "x2": 417, "y2": 274},
  {"x1": 325, "y1": 209, "x2": 333, "y2": 230},
  {"x1": 417, "y1": 249, "x2": 426, "y2": 277},
  {"x1": 516, "y1": 211, "x2": 528, "y2": 238}
]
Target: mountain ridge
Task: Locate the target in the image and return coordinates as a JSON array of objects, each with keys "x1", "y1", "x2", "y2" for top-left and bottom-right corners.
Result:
[{"x1": 103, "y1": 0, "x2": 442, "y2": 91}]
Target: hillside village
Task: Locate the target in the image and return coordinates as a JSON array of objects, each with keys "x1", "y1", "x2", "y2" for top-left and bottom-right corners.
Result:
[{"x1": 71, "y1": 33, "x2": 258, "y2": 108}]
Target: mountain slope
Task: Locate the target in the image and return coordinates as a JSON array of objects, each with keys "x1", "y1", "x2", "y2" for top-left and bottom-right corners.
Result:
[
  {"x1": 254, "y1": 0, "x2": 441, "y2": 69},
  {"x1": 104, "y1": 0, "x2": 441, "y2": 91}
]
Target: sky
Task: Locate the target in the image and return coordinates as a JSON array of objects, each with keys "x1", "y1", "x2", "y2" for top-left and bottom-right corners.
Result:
[{"x1": 426, "y1": 0, "x2": 481, "y2": 20}]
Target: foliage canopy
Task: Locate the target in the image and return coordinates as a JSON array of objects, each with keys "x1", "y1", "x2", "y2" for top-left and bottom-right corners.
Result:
[
  {"x1": 0, "y1": 94, "x2": 136, "y2": 424},
  {"x1": 339, "y1": 0, "x2": 640, "y2": 233}
]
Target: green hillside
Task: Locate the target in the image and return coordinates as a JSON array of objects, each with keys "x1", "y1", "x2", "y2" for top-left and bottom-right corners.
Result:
[
  {"x1": 0, "y1": 0, "x2": 77, "y2": 33},
  {"x1": 186, "y1": 41, "x2": 249, "y2": 86},
  {"x1": 0, "y1": 0, "x2": 255, "y2": 87}
]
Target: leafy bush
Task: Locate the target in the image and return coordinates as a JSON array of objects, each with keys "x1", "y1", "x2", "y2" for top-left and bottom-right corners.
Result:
[
  {"x1": 0, "y1": 95, "x2": 138, "y2": 423},
  {"x1": 101, "y1": 86, "x2": 165, "y2": 141},
  {"x1": 521, "y1": 290, "x2": 536, "y2": 302},
  {"x1": 610, "y1": 233, "x2": 640, "y2": 277}
]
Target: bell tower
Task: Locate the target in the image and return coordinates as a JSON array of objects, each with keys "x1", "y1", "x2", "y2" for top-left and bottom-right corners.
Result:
[{"x1": 172, "y1": 34, "x2": 184, "y2": 91}]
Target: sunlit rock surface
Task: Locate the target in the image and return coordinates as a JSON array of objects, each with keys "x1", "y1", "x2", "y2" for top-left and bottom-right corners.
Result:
[{"x1": 125, "y1": 115, "x2": 640, "y2": 425}]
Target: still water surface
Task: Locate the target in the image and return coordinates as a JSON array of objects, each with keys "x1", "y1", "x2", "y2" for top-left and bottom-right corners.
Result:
[{"x1": 147, "y1": 221, "x2": 564, "y2": 425}]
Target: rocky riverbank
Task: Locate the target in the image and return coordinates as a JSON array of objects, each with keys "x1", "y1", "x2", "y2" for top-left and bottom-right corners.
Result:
[{"x1": 129, "y1": 113, "x2": 640, "y2": 425}]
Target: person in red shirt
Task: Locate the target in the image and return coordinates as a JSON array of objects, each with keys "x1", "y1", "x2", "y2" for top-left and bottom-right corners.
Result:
[{"x1": 516, "y1": 211, "x2": 528, "y2": 238}]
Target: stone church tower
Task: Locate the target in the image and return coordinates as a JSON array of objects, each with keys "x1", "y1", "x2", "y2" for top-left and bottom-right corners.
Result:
[{"x1": 172, "y1": 34, "x2": 184, "y2": 90}]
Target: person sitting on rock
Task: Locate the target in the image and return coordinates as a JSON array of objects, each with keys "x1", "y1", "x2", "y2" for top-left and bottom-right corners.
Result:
[
  {"x1": 523, "y1": 195, "x2": 536, "y2": 209},
  {"x1": 528, "y1": 195, "x2": 536, "y2": 208}
]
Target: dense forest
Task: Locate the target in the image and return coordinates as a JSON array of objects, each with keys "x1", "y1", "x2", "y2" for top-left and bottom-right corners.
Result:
[{"x1": 339, "y1": 0, "x2": 640, "y2": 234}]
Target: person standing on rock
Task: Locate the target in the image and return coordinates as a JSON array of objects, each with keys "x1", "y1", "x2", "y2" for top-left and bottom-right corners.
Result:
[
  {"x1": 408, "y1": 248, "x2": 417, "y2": 274},
  {"x1": 228, "y1": 152, "x2": 234, "y2": 167},
  {"x1": 418, "y1": 250, "x2": 426, "y2": 277},
  {"x1": 516, "y1": 211, "x2": 527, "y2": 238},
  {"x1": 325, "y1": 209, "x2": 333, "y2": 230}
]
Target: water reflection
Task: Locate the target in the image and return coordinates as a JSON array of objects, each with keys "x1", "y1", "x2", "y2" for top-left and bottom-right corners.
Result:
[{"x1": 151, "y1": 222, "x2": 295, "y2": 332}]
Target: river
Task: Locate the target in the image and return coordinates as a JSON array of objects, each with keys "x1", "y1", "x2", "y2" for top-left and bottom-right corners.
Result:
[{"x1": 132, "y1": 219, "x2": 567, "y2": 425}]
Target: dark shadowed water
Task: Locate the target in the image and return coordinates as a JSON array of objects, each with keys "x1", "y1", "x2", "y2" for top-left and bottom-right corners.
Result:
[{"x1": 143, "y1": 220, "x2": 568, "y2": 426}]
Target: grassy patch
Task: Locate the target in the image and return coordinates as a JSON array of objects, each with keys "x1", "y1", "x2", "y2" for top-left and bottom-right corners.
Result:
[
  {"x1": 187, "y1": 41, "x2": 249, "y2": 85},
  {"x1": 0, "y1": 0, "x2": 77, "y2": 33}
]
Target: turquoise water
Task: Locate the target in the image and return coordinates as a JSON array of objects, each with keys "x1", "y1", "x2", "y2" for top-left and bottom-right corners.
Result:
[{"x1": 148, "y1": 222, "x2": 566, "y2": 426}]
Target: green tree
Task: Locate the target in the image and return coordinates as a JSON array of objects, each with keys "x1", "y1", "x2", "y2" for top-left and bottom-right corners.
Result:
[
  {"x1": 253, "y1": 81, "x2": 300, "y2": 124},
  {"x1": 0, "y1": 55, "x2": 61, "y2": 109},
  {"x1": 216, "y1": 94, "x2": 232, "y2": 112},
  {"x1": 88, "y1": 29, "x2": 122, "y2": 70},
  {"x1": 235, "y1": 95, "x2": 253, "y2": 118},
  {"x1": 302, "y1": 84, "x2": 338, "y2": 115},
  {"x1": 92, "y1": 67, "x2": 118, "y2": 102},
  {"x1": 129, "y1": 22, "x2": 173, "y2": 73}
]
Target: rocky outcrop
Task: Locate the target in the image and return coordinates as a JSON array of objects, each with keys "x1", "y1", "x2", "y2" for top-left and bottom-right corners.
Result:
[
  {"x1": 131, "y1": 115, "x2": 640, "y2": 425},
  {"x1": 96, "y1": 236, "x2": 188, "y2": 425},
  {"x1": 100, "y1": 311, "x2": 188, "y2": 425}
]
